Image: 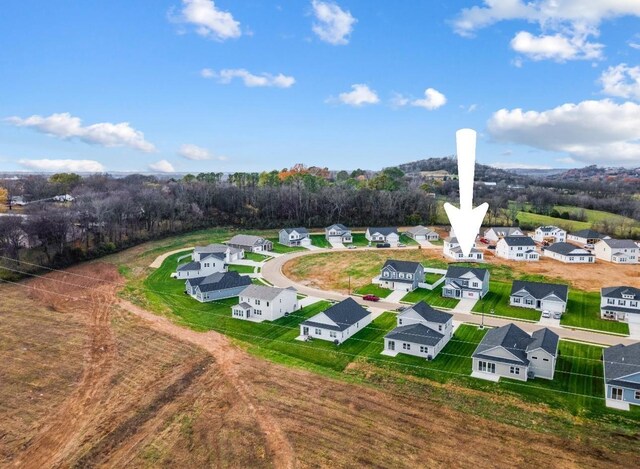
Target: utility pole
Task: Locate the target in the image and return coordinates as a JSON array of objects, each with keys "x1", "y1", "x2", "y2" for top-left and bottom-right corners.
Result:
[{"x1": 348, "y1": 275, "x2": 351, "y2": 295}]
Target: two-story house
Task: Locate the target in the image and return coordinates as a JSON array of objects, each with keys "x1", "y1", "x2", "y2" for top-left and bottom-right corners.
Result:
[
  {"x1": 483, "y1": 227, "x2": 525, "y2": 243},
  {"x1": 443, "y1": 237, "x2": 484, "y2": 261},
  {"x1": 375, "y1": 259, "x2": 424, "y2": 292},
  {"x1": 325, "y1": 224, "x2": 352, "y2": 244},
  {"x1": 176, "y1": 252, "x2": 227, "y2": 279},
  {"x1": 496, "y1": 236, "x2": 539, "y2": 261},
  {"x1": 232, "y1": 285, "x2": 299, "y2": 322},
  {"x1": 603, "y1": 342, "x2": 640, "y2": 411},
  {"x1": 278, "y1": 228, "x2": 311, "y2": 247},
  {"x1": 193, "y1": 243, "x2": 244, "y2": 263},
  {"x1": 442, "y1": 266, "x2": 490, "y2": 300},
  {"x1": 594, "y1": 239, "x2": 639, "y2": 264},
  {"x1": 533, "y1": 225, "x2": 567, "y2": 244},
  {"x1": 365, "y1": 227, "x2": 399, "y2": 246},
  {"x1": 600, "y1": 286, "x2": 640, "y2": 322},
  {"x1": 509, "y1": 280, "x2": 568, "y2": 314},
  {"x1": 384, "y1": 302, "x2": 453, "y2": 359}
]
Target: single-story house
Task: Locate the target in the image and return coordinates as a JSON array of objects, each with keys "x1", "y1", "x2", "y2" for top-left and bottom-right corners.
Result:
[
  {"x1": 279, "y1": 227, "x2": 311, "y2": 247},
  {"x1": 443, "y1": 237, "x2": 484, "y2": 261},
  {"x1": 600, "y1": 286, "x2": 640, "y2": 322},
  {"x1": 404, "y1": 225, "x2": 440, "y2": 242},
  {"x1": 325, "y1": 224, "x2": 352, "y2": 243},
  {"x1": 299, "y1": 298, "x2": 372, "y2": 344},
  {"x1": 543, "y1": 242, "x2": 595, "y2": 263},
  {"x1": 472, "y1": 323, "x2": 559, "y2": 381},
  {"x1": 567, "y1": 229, "x2": 608, "y2": 247},
  {"x1": 365, "y1": 227, "x2": 399, "y2": 245},
  {"x1": 226, "y1": 234, "x2": 273, "y2": 253},
  {"x1": 442, "y1": 266, "x2": 490, "y2": 300},
  {"x1": 483, "y1": 227, "x2": 525, "y2": 243},
  {"x1": 603, "y1": 342, "x2": 640, "y2": 411},
  {"x1": 510, "y1": 280, "x2": 568, "y2": 313},
  {"x1": 185, "y1": 271, "x2": 252, "y2": 302},
  {"x1": 232, "y1": 285, "x2": 298, "y2": 322},
  {"x1": 594, "y1": 239, "x2": 639, "y2": 264},
  {"x1": 176, "y1": 254, "x2": 227, "y2": 279},
  {"x1": 496, "y1": 236, "x2": 539, "y2": 261},
  {"x1": 533, "y1": 225, "x2": 567, "y2": 244},
  {"x1": 375, "y1": 259, "x2": 424, "y2": 292},
  {"x1": 193, "y1": 243, "x2": 244, "y2": 263}
]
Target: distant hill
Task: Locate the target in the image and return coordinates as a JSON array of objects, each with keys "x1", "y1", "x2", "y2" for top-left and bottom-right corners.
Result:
[{"x1": 394, "y1": 157, "x2": 525, "y2": 183}]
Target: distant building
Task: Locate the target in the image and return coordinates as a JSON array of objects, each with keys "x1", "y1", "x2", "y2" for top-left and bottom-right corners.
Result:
[
  {"x1": 365, "y1": 227, "x2": 399, "y2": 246},
  {"x1": 600, "y1": 286, "x2": 640, "y2": 322},
  {"x1": 509, "y1": 280, "x2": 568, "y2": 314},
  {"x1": 567, "y1": 229, "x2": 608, "y2": 247},
  {"x1": 404, "y1": 225, "x2": 439, "y2": 242},
  {"x1": 496, "y1": 236, "x2": 539, "y2": 261},
  {"x1": 375, "y1": 259, "x2": 425, "y2": 292},
  {"x1": 232, "y1": 285, "x2": 299, "y2": 322},
  {"x1": 483, "y1": 227, "x2": 525, "y2": 243},
  {"x1": 325, "y1": 224, "x2": 352, "y2": 243},
  {"x1": 279, "y1": 228, "x2": 311, "y2": 247},
  {"x1": 226, "y1": 234, "x2": 273, "y2": 253},
  {"x1": 443, "y1": 237, "x2": 484, "y2": 261},
  {"x1": 533, "y1": 226, "x2": 566, "y2": 244},
  {"x1": 594, "y1": 239, "x2": 639, "y2": 264},
  {"x1": 185, "y1": 271, "x2": 252, "y2": 302},
  {"x1": 543, "y1": 242, "x2": 594, "y2": 263},
  {"x1": 299, "y1": 298, "x2": 372, "y2": 344}
]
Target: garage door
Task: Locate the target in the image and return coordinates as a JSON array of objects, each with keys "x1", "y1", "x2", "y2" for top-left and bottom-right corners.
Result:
[{"x1": 628, "y1": 314, "x2": 640, "y2": 339}]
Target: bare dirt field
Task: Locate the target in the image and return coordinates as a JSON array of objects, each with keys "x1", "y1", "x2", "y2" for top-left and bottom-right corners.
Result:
[{"x1": 1, "y1": 261, "x2": 639, "y2": 467}]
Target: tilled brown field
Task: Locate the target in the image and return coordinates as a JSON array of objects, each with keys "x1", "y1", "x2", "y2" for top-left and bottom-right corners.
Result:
[{"x1": 1, "y1": 262, "x2": 639, "y2": 468}]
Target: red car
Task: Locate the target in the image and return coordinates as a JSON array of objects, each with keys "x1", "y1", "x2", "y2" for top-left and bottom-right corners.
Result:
[{"x1": 363, "y1": 294, "x2": 380, "y2": 302}]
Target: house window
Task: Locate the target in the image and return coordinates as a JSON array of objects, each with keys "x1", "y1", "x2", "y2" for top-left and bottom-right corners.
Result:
[
  {"x1": 635, "y1": 391, "x2": 640, "y2": 400},
  {"x1": 472, "y1": 282, "x2": 479, "y2": 288},
  {"x1": 525, "y1": 299, "x2": 534, "y2": 305},
  {"x1": 531, "y1": 356, "x2": 538, "y2": 360},
  {"x1": 618, "y1": 300, "x2": 626, "y2": 306},
  {"x1": 266, "y1": 301, "x2": 270, "y2": 307},
  {"x1": 398, "y1": 319, "x2": 403, "y2": 325},
  {"x1": 438, "y1": 325, "x2": 442, "y2": 331},
  {"x1": 402, "y1": 343, "x2": 411, "y2": 350},
  {"x1": 419, "y1": 346, "x2": 428, "y2": 353},
  {"x1": 631, "y1": 302, "x2": 638, "y2": 308},
  {"x1": 513, "y1": 297, "x2": 521, "y2": 303},
  {"x1": 478, "y1": 361, "x2": 495, "y2": 373},
  {"x1": 611, "y1": 387, "x2": 623, "y2": 400},
  {"x1": 509, "y1": 366, "x2": 520, "y2": 375},
  {"x1": 256, "y1": 299, "x2": 261, "y2": 305},
  {"x1": 607, "y1": 298, "x2": 615, "y2": 305},
  {"x1": 315, "y1": 328, "x2": 322, "y2": 335},
  {"x1": 542, "y1": 358, "x2": 549, "y2": 362},
  {"x1": 329, "y1": 331, "x2": 337, "y2": 338}
]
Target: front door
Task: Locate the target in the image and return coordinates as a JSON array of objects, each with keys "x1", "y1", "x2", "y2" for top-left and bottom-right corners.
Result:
[
  {"x1": 303, "y1": 326, "x2": 309, "y2": 336},
  {"x1": 388, "y1": 340, "x2": 395, "y2": 351},
  {"x1": 611, "y1": 387, "x2": 624, "y2": 400}
]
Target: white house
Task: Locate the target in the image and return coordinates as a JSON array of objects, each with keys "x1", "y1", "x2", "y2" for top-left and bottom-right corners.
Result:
[
  {"x1": 594, "y1": 239, "x2": 639, "y2": 264},
  {"x1": 365, "y1": 227, "x2": 399, "y2": 246},
  {"x1": 509, "y1": 280, "x2": 568, "y2": 314},
  {"x1": 325, "y1": 224, "x2": 352, "y2": 243},
  {"x1": 543, "y1": 242, "x2": 595, "y2": 263},
  {"x1": 533, "y1": 226, "x2": 566, "y2": 244},
  {"x1": 185, "y1": 271, "x2": 252, "y2": 302},
  {"x1": 496, "y1": 236, "x2": 539, "y2": 261},
  {"x1": 299, "y1": 298, "x2": 372, "y2": 344},
  {"x1": 193, "y1": 244, "x2": 244, "y2": 263},
  {"x1": 226, "y1": 234, "x2": 273, "y2": 253},
  {"x1": 600, "y1": 286, "x2": 640, "y2": 322},
  {"x1": 176, "y1": 254, "x2": 227, "y2": 279},
  {"x1": 603, "y1": 343, "x2": 640, "y2": 411},
  {"x1": 278, "y1": 228, "x2": 311, "y2": 247},
  {"x1": 375, "y1": 259, "x2": 424, "y2": 292},
  {"x1": 443, "y1": 237, "x2": 484, "y2": 261},
  {"x1": 404, "y1": 225, "x2": 439, "y2": 242},
  {"x1": 232, "y1": 285, "x2": 299, "y2": 322},
  {"x1": 384, "y1": 302, "x2": 453, "y2": 360},
  {"x1": 472, "y1": 324, "x2": 559, "y2": 382},
  {"x1": 442, "y1": 266, "x2": 490, "y2": 300},
  {"x1": 483, "y1": 227, "x2": 524, "y2": 243},
  {"x1": 567, "y1": 229, "x2": 609, "y2": 248}
]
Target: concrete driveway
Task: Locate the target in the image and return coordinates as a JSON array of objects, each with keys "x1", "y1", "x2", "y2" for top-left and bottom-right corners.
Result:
[
  {"x1": 628, "y1": 314, "x2": 640, "y2": 339},
  {"x1": 455, "y1": 298, "x2": 478, "y2": 313},
  {"x1": 385, "y1": 290, "x2": 407, "y2": 303}
]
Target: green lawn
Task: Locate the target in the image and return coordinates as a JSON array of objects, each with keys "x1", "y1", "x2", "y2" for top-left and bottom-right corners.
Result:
[
  {"x1": 561, "y1": 290, "x2": 630, "y2": 335},
  {"x1": 267, "y1": 238, "x2": 307, "y2": 253},
  {"x1": 244, "y1": 252, "x2": 269, "y2": 262},
  {"x1": 310, "y1": 234, "x2": 331, "y2": 248},
  {"x1": 424, "y1": 272, "x2": 443, "y2": 284},
  {"x1": 401, "y1": 285, "x2": 459, "y2": 308},
  {"x1": 350, "y1": 233, "x2": 371, "y2": 246},
  {"x1": 399, "y1": 234, "x2": 417, "y2": 245},
  {"x1": 472, "y1": 281, "x2": 542, "y2": 321},
  {"x1": 354, "y1": 283, "x2": 393, "y2": 298},
  {"x1": 227, "y1": 264, "x2": 256, "y2": 274}
]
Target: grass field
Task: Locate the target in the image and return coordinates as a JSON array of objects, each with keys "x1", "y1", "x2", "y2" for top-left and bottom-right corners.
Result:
[
  {"x1": 472, "y1": 281, "x2": 542, "y2": 321},
  {"x1": 227, "y1": 264, "x2": 256, "y2": 274},
  {"x1": 354, "y1": 283, "x2": 393, "y2": 298},
  {"x1": 424, "y1": 272, "x2": 443, "y2": 284},
  {"x1": 244, "y1": 252, "x2": 269, "y2": 262},
  {"x1": 562, "y1": 290, "x2": 630, "y2": 335},
  {"x1": 310, "y1": 234, "x2": 331, "y2": 248},
  {"x1": 401, "y1": 285, "x2": 459, "y2": 308},
  {"x1": 267, "y1": 238, "x2": 307, "y2": 254}
]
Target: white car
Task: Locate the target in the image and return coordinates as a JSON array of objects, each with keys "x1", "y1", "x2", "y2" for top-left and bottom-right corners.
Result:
[
  {"x1": 541, "y1": 310, "x2": 551, "y2": 318},
  {"x1": 347, "y1": 245, "x2": 357, "y2": 249}
]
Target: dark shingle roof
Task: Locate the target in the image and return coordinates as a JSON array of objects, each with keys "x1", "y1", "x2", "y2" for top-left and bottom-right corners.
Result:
[
  {"x1": 282, "y1": 227, "x2": 309, "y2": 235},
  {"x1": 569, "y1": 229, "x2": 604, "y2": 239},
  {"x1": 239, "y1": 284, "x2": 293, "y2": 301},
  {"x1": 301, "y1": 298, "x2": 370, "y2": 332},
  {"x1": 406, "y1": 301, "x2": 453, "y2": 324},
  {"x1": 510, "y1": 280, "x2": 568, "y2": 302},
  {"x1": 367, "y1": 227, "x2": 398, "y2": 236},
  {"x1": 501, "y1": 236, "x2": 537, "y2": 247},
  {"x1": 486, "y1": 227, "x2": 523, "y2": 236},
  {"x1": 601, "y1": 286, "x2": 640, "y2": 300},
  {"x1": 599, "y1": 238, "x2": 639, "y2": 249},
  {"x1": 473, "y1": 324, "x2": 559, "y2": 365},
  {"x1": 529, "y1": 328, "x2": 559, "y2": 355},
  {"x1": 200, "y1": 252, "x2": 226, "y2": 261},
  {"x1": 385, "y1": 323, "x2": 444, "y2": 347},
  {"x1": 326, "y1": 223, "x2": 348, "y2": 231},
  {"x1": 383, "y1": 259, "x2": 422, "y2": 274},
  {"x1": 603, "y1": 343, "x2": 640, "y2": 390},
  {"x1": 445, "y1": 265, "x2": 489, "y2": 282},
  {"x1": 537, "y1": 225, "x2": 563, "y2": 233},
  {"x1": 192, "y1": 271, "x2": 252, "y2": 293},
  {"x1": 227, "y1": 234, "x2": 269, "y2": 247},
  {"x1": 177, "y1": 261, "x2": 201, "y2": 271},
  {"x1": 544, "y1": 242, "x2": 594, "y2": 256}
]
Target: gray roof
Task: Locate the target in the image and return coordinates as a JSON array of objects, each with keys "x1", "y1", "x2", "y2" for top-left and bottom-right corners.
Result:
[
  {"x1": 598, "y1": 238, "x2": 639, "y2": 249},
  {"x1": 529, "y1": 328, "x2": 559, "y2": 355},
  {"x1": 510, "y1": 280, "x2": 568, "y2": 302},
  {"x1": 281, "y1": 227, "x2": 309, "y2": 235},
  {"x1": 367, "y1": 227, "x2": 398, "y2": 236},
  {"x1": 239, "y1": 284, "x2": 295, "y2": 301},
  {"x1": 382, "y1": 259, "x2": 422, "y2": 274},
  {"x1": 537, "y1": 225, "x2": 564, "y2": 233},
  {"x1": 603, "y1": 343, "x2": 640, "y2": 390},
  {"x1": 235, "y1": 302, "x2": 251, "y2": 310},
  {"x1": 194, "y1": 243, "x2": 239, "y2": 254},
  {"x1": 544, "y1": 242, "x2": 594, "y2": 256},
  {"x1": 188, "y1": 271, "x2": 251, "y2": 293},
  {"x1": 301, "y1": 298, "x2": 370, "y2": 332},
  {"x1": 501, "y1": 236, "x2": 537, "y2": 247},
  {"x1": 200, "y1": 252, "x2": 226, "y2": 261},
  {"x1": 177, "y1": 261, "x2": 201, "y2": 271},
  {"x1": 445, "y1": 265, "x2": 489, "y2": 282},
  {"x1": 385, "y1": 323, "x2": 444, "y2": 347},
  {"x1": 405, "y1": 301, "x2": 453, "y2": 324},
  {"x1": 326, "y1": 223, "x2": 348, "y2": 231},
  {"x1": 569, "y1": 229, "x2": 604, "y2": 239},
  {"x1": 227, "y1": 234, "x2": 270, "y2": 247},
  {"x1": 486, "y1": 227, "x2": 523, "y2": 236},
  {"x1": 601, "y1": 286, "x2": 640, "y2": 300},
  {"x1": 473, "y1": 324, "x2": 559, "y2": 365},
  {"x1": 405, "y1": 225, "x2": 434, "y2": 235}
]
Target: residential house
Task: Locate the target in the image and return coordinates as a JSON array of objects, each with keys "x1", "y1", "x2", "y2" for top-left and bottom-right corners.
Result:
[
  {"x1": 299, "y1": 298, "x2": 372, "y2": 344},
  {"x1": 185, "y1": 271, "x2": 252, "y2": 302},
  {"x1": 404, "y1": 225, "x2": 440, "y2": 242},
  {"x1": 600, "y1": 286, "x2": 640, "y2": 322},
  {"x1": 325, "y1": 224, "x2": 352, "y2": 243},
  {"x1": 53, "y1": 194, "x2": 75, "y2": 202},
  {"x1": 483, "y1": 227, "x2": 525, "y2": 243},
  {"x1": 442, "y1": 266, "x2": 490, "y2": 300},
  {"x1": 472, "y1": 324, "x2": 559, "y2": 381},
  {"x1": 375, "y1": 259, "x2": 425, "y2": 292},
  {"x1": 496, "y1": 236, "x2": 539, "y2": 261},
  {"x1": 176, "y1": 254, "x2": 227, "y2": 279},
  {"x1": 543, "y1": 242, "x2": 595, "y2": 263},
  {"x1": 567, "y1": 229, "x2": 609, "y2": 247},
  {"x1": 279, "y1": 228, "x2": 311, "y2": 247},
  {"x1": 533, "y1": 226, "x2": 567, "y2": 244},
  {"x1": 193, "y1": 243, "x2": 244, "y2": 263},
  {"x1": 603, "y1": 342, "x2": 640, "y2": 411},
  {"x1": 226, "y1": 234, "x2": 273, "y2": 253},
  {"x1": 594, "y1": 239, "x2": 639, "y2": 264},
  {"x1": 510, "y1": 280, "x2": 568, "y2": 314},
  {"x1": 443, "y1": 237, "x2": 484, "y2": 261},
  {"x1": 232, "y1": 285, "x2": 299, "y2": 322},
  {"x1": 384, "y1": 302, "x2": 454, "y2": 359},
  {"x1": 365, "y1": 227, "x2": 399, "y2": 246}
]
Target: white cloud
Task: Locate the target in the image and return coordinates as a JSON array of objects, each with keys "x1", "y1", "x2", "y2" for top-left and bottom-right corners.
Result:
[
  {"x1": 629, "y1": 42, "x2": 640, "y2": 50},
  {"x1": 487, "y1": 99, "x2": 640, "y2": 164},
  {"x1": 5, "y1": 112, "x2": 155, "y2": 152},
  {"x1": 311, "y1": 0, "x2": 356, "y2": 45},
  {"x1": 393, "y1": 88, "x2": 447, "y2": 110},
  {"x1": 336, "y1": 84, "x2": 379, "y2": 106},
  {"x1": 176, "y1": 0, "x2": 241, "y2": 41},
  {"x1": 453, "y1": 1, "x2": 640, "y2": 62},
  {"x1": 599, "y1": 63, "x2": 640, "y2": 100},
  {"x1": 18, "y1": 159, "x2": 105, "y2": 173},
  {"x1": 490, "y1": 162, "x2": 552, "y2": 170},
  {"x1": 178, "y1": 143, "x2": 227, "y2": 161},
  {"x1": 149, "y1": 160, "x2": 176, "y2": 173},
  {"x1": 556, "y1": 156, "x2": 578, "y2": 164},
  {"x1": 201, "y1": 68, "x2": 295, "y2": 88}
]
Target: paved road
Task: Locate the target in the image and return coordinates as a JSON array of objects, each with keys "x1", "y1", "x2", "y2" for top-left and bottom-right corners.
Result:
[{"x1": 261, "y1": 247, "x2": 638, "y2": 347}]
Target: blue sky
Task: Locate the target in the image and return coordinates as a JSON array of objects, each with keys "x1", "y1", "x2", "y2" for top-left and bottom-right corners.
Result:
[{"x1": 1, "y1": 0, "x2": 640, "y2": 173}]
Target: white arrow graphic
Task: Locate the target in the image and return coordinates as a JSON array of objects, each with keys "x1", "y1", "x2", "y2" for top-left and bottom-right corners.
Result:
[{"x1": 443, "y1": 129, "x2": 489, "y2": 258}]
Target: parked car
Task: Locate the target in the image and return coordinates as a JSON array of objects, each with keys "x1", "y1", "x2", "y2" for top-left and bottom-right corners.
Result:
[
  {"x1": 479, "y1": 237, "x2": 489, "y2": 244},
  {"x1": 396, "y1": 306, "x2": 406, "y2": 312},
  {"x1": 363, "y1": 294, "x2": 380, "y2": 302},
  {"x1": 397, "y1": 243, "x2": 406, "y2": 247},
  {"x1": 552, "y1": 311, "x2": 562, "y2": 319},
  {"x1": 541, "y1": 310, "x2": 551, "y2": 318},
  {"x1": 376, "y1": 243, "x2": 391, "y2": 248},
  {"x1": 487, "y1": 245, "x2": 496, "y2": 250},
  {"x1": 347, "y1": 245, "x2": 357, "y2": 249}
]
